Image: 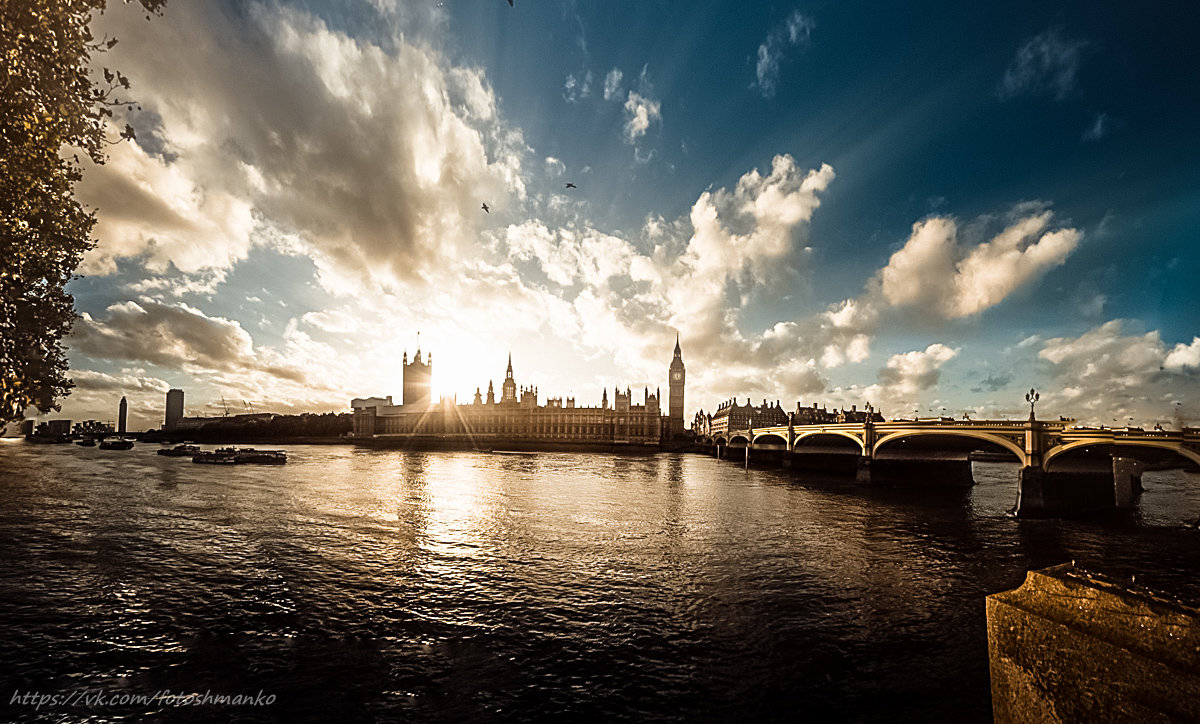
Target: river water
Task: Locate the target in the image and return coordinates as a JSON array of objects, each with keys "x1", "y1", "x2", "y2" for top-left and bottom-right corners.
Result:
[{"x1": 1, "y1": 440, "x2": 1198, "y2": 722}]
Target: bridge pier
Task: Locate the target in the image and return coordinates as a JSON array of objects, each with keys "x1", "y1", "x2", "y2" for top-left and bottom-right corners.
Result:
[
  {"x1": 856, "y1": 456, "x2": 872, "y2": 484},
  {"x1": 1014, "y1": 457, "x2": 1144, "y2": 517}
]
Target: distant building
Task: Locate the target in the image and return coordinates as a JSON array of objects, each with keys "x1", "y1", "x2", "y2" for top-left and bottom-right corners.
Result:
[
  {"x1": 695, "y1": 400, "x2": 884, "y2": 437},
  {"x1": 351, "y1": 340, "x2": 684, "y2": 447},
  {"x1": 118, "y1": 396, "x2": 128, "y2": 434},
  {"x1": 351, "y1": 396, "x2": 393, "y2": 410},
  {"x1": 165, "y1": 389, "x2": 184, "y2": 430},
  {"x1": 73, "y1": 420, "x2": 114, "y2": 435},
  {"x1": 39, "y1": 419, "x2": 72, "y2": 437}
]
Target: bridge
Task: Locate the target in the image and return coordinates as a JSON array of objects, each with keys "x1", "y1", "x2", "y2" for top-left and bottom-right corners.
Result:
[{"x1": 701, "y1": 418, "x2": 1200, "y2": 517}]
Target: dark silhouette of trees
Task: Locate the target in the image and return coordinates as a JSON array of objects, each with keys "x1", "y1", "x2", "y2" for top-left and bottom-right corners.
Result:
[{"x1": 1, "y1": 0, "x2": 165, "y2": 423}]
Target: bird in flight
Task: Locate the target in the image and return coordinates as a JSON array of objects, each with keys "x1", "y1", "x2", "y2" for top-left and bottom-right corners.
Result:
[
  {"x1": 481, "y1": 202, "x2": 490, "y2": 213},
  {"x1": 565, "y1": 182, "x2": 577, "y2": 189},
  {"x1": 507, "y1": 0, "x2": 513, "y2": 5}
]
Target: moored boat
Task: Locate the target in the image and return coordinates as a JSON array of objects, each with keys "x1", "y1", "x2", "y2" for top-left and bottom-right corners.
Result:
[
  {"x1": 233, "y1": 448, "x2": 287, "y2": 464},
  {"x1": 76, "y1": 438, "x2": 96, "y2": 447},
  {"x1": 98, "y1": 438, "x2": 134, "y2": 450},
  {"x1": 192, "y1": 449, "x2": 238, "y2": 464},
  {"x1": 157, "y1": 443, "x2": 200, "y2": 457}
]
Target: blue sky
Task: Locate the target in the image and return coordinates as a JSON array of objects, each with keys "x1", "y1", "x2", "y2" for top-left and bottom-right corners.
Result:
[{"x1": 49, "y1": 0, "x2": 1200, "y2": 430}]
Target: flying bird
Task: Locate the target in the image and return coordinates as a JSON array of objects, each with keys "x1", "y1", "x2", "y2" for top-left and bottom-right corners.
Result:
[
  {"x1": 481, "y1": 202, "x2": 490, "y2": 213},
  {"x1": 565, "y1": 182, "x2": 577, "y2": 189},
  {"x1": 507, "y1": 0, "x2": 513, "y2": 5}
]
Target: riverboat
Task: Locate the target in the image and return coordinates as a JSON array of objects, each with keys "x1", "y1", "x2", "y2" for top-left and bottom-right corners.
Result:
[
  {"x1": 157, "y1": 444, "x2": 200, "y2": 457},
  {"x1": 191, "y1": 447, "x2": 287, "y2": 465},
  {"x1": 232, "y1": 448, "x2": 287, "y2": 464},
  {"x1": 98, "y1": 438, "x2": 134, "y2": 450},
  {"x1": 76, "y1": 438, "x2": 96, "y2": 447}
]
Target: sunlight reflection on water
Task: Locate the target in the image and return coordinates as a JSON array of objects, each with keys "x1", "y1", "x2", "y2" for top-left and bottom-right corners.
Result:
[{"x1": 0, "y1": 442, "x2": 1197, "y2": 721}]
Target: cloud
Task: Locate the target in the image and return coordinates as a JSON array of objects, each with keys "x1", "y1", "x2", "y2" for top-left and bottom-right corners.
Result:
[
  {"x1": 998, "y1": 29, "x2": 1086, "y2": 101},
  {"x1": 1164, "y1": 337, "x2": 1200, "y2": 370},
  {"x1": 70, "y1": 369, "x2": 170, "y2": 394},
  {"x1": 83, "y1": 2, "x2": 528, "y2": 293},
  {"x1": 754, "y1": 10, "x2": 814, "y2": 98},
  {"x1": 1082, "y1": 111, "x2": 1111, "y2": 142},
  {"x1": 971, "y1": 372, "x2": 1013, "y2": 393},
  {"x1": 563, "y1": 71, "x2": 591, "y2": 103},
  {"x1": 71, "y1": 301, "x2": 261, "y2": 374},
  {"x1": 623, "y1": 91, "x2": 661, "y2": 143},
  {"x1": 876, "y1": 344, "x2": 958, "y2": 396},
  {"x1": 878, "y1": 209, "x2": 1081, "y2": 318},
  {"x1": 603, "y1": 68, "x2": 623, "y2": 101},
  {"x1": 1034, "y1": 321, "x2": 1200, "y2": 422}
]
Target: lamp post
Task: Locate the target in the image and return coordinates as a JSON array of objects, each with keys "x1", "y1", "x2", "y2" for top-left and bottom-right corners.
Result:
[{"x1": 1025, "y1": 388, "x2": 1039, "y2": 422}]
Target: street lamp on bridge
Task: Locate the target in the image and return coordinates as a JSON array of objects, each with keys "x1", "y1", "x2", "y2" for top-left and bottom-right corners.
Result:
[{"x1": 1025, "y1": 388, "x2": 1039, "y2": 421}]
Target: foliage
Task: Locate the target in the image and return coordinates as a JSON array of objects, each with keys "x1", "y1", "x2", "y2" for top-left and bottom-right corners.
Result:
[
  {"x1": 163, "y1": 413, "x2": 354, "y2": 442},
  {"x1": 1, "y1": 0, "x2": 164, "y2": 424}
]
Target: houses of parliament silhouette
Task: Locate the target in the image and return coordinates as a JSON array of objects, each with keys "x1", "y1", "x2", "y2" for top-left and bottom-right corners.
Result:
[{"x1": 349, "y1": 338, "x2": 687, "y2": 449}]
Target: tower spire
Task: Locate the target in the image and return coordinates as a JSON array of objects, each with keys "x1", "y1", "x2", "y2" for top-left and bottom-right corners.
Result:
[{"x1": 506, "y1": 352, "x2": 513, "y2": 380}]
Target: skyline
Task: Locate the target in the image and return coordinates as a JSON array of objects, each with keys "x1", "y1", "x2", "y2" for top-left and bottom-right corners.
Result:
[{"x1": 43, "y1": 1, "x2": 1200, "y2": 430}]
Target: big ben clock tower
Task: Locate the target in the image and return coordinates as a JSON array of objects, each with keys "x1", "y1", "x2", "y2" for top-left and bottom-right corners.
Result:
[{"x1": 668, "y1": 335, "x2": 685, "y2": 437}]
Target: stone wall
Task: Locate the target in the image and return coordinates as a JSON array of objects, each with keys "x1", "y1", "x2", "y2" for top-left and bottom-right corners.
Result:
[{"x1": 987, "y1": 563, "x2": 1200, "y2": 722}]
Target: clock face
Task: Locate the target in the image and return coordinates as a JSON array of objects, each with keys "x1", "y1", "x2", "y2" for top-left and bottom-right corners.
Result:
[{"x1": 672, "y1": 371, "x2": 682, "y2": 381}]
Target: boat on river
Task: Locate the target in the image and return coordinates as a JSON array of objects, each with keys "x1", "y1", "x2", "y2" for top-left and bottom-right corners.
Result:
[
  {"x1": 157, "y1": 443, "x2": 200, "y2": 457},
  {"x1": 76, "y1": 438, "x2": 96, "y2": 447},
  {"x1": 98, "y1": 438, "x2": 134, "y2": 450},
  {"x1": 191, "y1": 447, "x2": 286, "y2": 465}
]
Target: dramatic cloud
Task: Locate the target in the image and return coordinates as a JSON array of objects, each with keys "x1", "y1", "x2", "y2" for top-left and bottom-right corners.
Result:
[
  {"x1": 754, "y1": 10, "x2": 814, "y2": 98},
  {"x1": 71, "y1": 301, "x2": 259, "y2": 374},
  {"x1": 878, "y1": 210, "x2": 1081, "y2": 318},
  {"x1": 81, "y1": 2, "x2": 527, "y2": 293},
  {"x1": 998, "y1": 29, "x2": 1086, "y2": 101}
]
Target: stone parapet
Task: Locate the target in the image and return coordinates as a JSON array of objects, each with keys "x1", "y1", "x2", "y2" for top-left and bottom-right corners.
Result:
[{"x1": 987, "y1": 563, "x2": 1200, "y2": 722}]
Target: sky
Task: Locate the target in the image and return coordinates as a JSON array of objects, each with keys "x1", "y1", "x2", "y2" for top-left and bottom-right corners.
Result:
[{"x1": 44, "y1": 0, "x2": 1200, "y2": 431}]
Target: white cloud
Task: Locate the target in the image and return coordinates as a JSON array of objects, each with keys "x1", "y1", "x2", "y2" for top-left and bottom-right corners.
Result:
[
  {"x1": 1034, "y1": 321, "x2": 1200, "y2": 423},
  {"x1": 754, "y1": 10, "x2": 814, "y2": 98},
  {"x1": 623, "y1": 91, "x2": 661, "y2": 143},
  {"x1": 1164, "y1": 337, "x2": 1200, "y2": 370},
  {"x1": 879, "y1": 210, "x2": 1081, "y2": 318},
  {"x1": 998, "y1": 29, "x2": 1086, "y2": 101},
  {"x1": 603, "y1": 68, "x2": 623, "y2": 101}
]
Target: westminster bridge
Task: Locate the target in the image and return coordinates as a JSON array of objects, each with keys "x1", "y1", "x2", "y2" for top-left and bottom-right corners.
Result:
[{"x1": 700, "y1": 418, "x2": 1200, "y2": 517}]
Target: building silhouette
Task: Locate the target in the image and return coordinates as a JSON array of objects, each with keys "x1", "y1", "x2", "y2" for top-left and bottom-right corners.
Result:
[
  {"x1": 402, "y1": 350, "x2": 432, "y2": 407},
  {"x1": 693, "y1": 400, "x2": 884, "y2": 437},
  {"x1": 165, "y1": 389, "x2": 184, "y2": 430},
  {"x1": 668, "y1": 336, "x2": 685, "y2": 438},
  {"x1": 118, "y1": 396, "x2": 128, "y2": 434},
  {"x1": 352, "y1": 339, "x2": 686, "y2": 448}
]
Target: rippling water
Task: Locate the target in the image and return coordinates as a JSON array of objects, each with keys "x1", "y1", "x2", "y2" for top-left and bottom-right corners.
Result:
[{"x1": 1, "y1": 440, "x2": 1198, "y2": 722}]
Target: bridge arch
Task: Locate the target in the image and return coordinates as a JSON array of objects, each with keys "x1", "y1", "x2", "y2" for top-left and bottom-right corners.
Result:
[
  {"x1": 727, "y1": 434, "x2": 750, "y2": 446},
  {"x1": 751, "y1": 432, "x2": 788, "y2": 447},
  {"x1": 791, "y1": 429, "x2": 867, "y2": 454},
  {"x1": 1044, "y1": 439, "x2": 1200, "y2": 469},
  {"x1": 872, "y1": 429, "x2": 1027, "y2": 466}
]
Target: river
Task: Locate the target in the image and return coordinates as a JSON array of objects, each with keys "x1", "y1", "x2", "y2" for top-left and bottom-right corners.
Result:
[{"x1": 1, "y1": 440, "x2": 1198, "y2": 722}]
